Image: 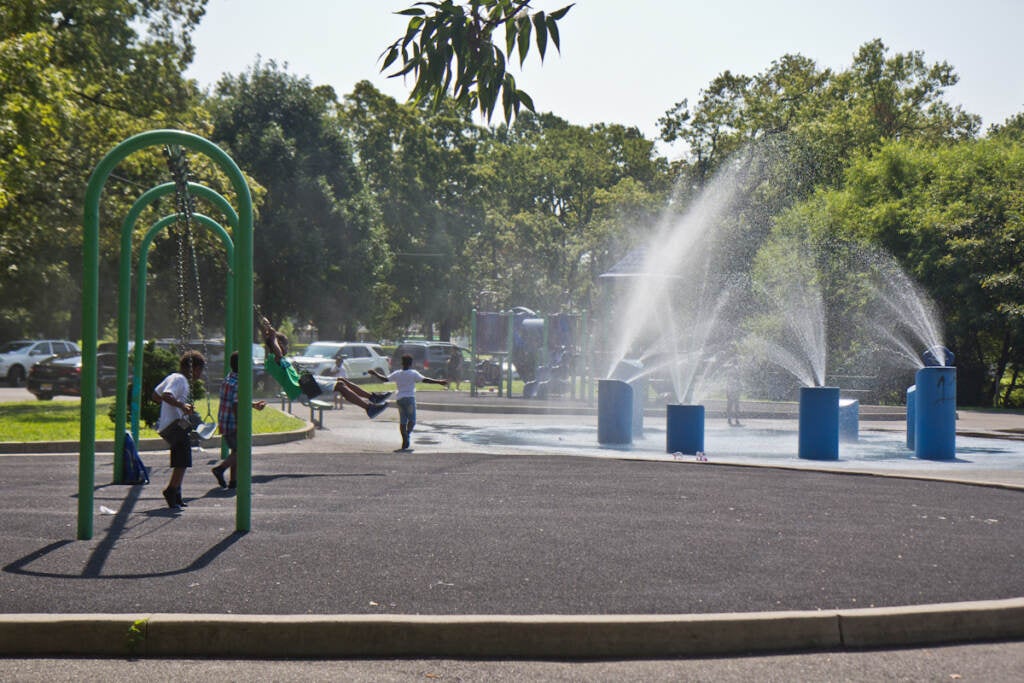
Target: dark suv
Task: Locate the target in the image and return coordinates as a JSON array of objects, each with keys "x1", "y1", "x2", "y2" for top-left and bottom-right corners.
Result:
[{"x1": 391, "y1": 341, "x2": 465, "y2": 379}]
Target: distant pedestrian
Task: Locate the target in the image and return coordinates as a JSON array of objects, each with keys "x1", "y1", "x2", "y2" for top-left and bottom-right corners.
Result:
[
  {"x1": 725, "y1": 364, "x2": 742, "y2": 427},
  {"x1": 327, "y1": 355, "x2": 348, "y2": 409},
  {"x1": 153, "y1": 350, "x2": 206, "y2": 510},
  {"x1": 370, "y1": 354, "x2": 447, "y2": 451},
  {"x1": 212, "y1": 351, "x2": 267, "y2": 490},
  {"x1": 446, "y1": 346, "x2": 463, "y2": 391}
]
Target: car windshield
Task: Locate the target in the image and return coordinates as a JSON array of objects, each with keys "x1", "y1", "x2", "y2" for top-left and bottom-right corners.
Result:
[
  {"x1": 0, "y1": 341, "x2": 32, "y2": 353},
  {"x1": 303, "y1": 343, "x2": 341, "y2": 358}
]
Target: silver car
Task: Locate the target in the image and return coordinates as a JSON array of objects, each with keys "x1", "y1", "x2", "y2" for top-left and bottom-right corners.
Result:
[{"x1": 0, "y1": 339, "x2": 80, "y2": 387}]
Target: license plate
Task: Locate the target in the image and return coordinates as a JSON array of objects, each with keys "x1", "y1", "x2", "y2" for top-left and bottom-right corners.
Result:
[{"x1": 40, "y1": 383, "x2": 53, "y2": 391}]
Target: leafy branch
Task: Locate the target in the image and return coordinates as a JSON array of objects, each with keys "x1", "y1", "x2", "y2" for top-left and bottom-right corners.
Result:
[{"x1": 381, "y1": 0, "x2": 574, "y2": 123}]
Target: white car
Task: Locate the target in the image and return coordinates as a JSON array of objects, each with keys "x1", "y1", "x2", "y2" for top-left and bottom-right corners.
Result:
[
  {"x1": 289, "y1": 342, "x2": 390, "y2": 382},
  {"x1": 0, "y1": 339, "x2": 80, "y2": 387}
]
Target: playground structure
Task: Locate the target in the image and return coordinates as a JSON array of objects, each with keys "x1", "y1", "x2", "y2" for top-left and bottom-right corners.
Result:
[
  {"x1": 469, "y1": 307, "x2": 588, "y2": 400},
  {"x1": 78, "y1": 130, "x2": 254, "y2": 540}
]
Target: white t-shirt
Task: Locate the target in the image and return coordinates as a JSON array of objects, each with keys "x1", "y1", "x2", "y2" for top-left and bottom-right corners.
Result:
[
  {"x1": 154, "y1": 372, "x2": 190, "y2": 431},
  {"x1": 388, "y1": 368, "x2": 425, "y2": 399}
]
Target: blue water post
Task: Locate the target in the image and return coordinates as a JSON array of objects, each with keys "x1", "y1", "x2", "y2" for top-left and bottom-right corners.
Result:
[
  {"x1": 666, "y1": 404, "x2": 705, "y2": 454},
  {"x1": 906, "y1": 385, "x2": 916, "y2": 450},
  {"x1": 914, "y1": 366, "x2": 956, "y2": 461},
  {"x1": 798, "y1": 386, "x2": 840, "y2": 461},
  {"x1": 838, "y1": 398, "x2": 859, "y2": 443},
  {"x1": 609, "y1": 360, "x2": 644, "y2": 438},
  {"x1": 598, "y1": 379, "x2": 633, "y2": 445},
  {"x1": 631, "y1": 376, "x2": 646, "y2": 438}
]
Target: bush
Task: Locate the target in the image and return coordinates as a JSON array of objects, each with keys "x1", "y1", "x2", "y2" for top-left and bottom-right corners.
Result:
[{"x1": 107, "y1": 342, "x2": 207, "y2": 428}]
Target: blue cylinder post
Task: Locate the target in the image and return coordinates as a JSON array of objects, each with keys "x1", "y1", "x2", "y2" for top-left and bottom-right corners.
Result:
[
  {"x1": 838, "y1": 398, "x2": 859, "y2": 443},
  {"x1": 609, "y1": 360, "x2": 644, "y2": 438},
  {"x1": 798, "y1": 386, "x2": 840, "y2": 461},
  {"x1": 598, "y1": 379, "x2": 633, "y2": 445},
  {"x1": 914, "y1": 366, "x2": 956, "y2": 461},
  {"x1": 666, "y1": 404, "x2": 705, "y2": 454},
  {"x1": 631, "y1": 376, "x2": 646, "y2": 438},
  {"x1": 906, "y1": 385, "x2": 916, "y2": 450}
]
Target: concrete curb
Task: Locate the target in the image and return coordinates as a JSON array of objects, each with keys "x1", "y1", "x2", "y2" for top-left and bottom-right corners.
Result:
[
  {"x1": 1, "y1": 599, "x2": 1022, "y2": 658},
  {"x1": 0, "y1": 424, "x2": 314, "y2": 455}
]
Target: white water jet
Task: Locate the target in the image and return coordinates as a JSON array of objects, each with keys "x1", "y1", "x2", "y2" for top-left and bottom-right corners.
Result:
[
  {"x1": 862, "y1": 249, "x2": 946, "y2": 368},
  {"x1": 605, "y1": 159, "x2": 748, "y2": 393},
  {"x1": 752, "y1": 275, "x2": 827, "y2": 387}
]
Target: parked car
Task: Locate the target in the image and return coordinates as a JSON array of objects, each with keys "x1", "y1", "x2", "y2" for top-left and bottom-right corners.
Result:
[
  {"x1": 391, "y1": 341, "x2": 467, "y2": 379},
  {"x1": 289, "y1": 341, "x2": 390, "y2": 382},
  {"x1": 27, "y1": 352, "x2": 118, "y2": 400},
  {"x1": 0, "y1": 339, "x2": 80, "y2": 387}
]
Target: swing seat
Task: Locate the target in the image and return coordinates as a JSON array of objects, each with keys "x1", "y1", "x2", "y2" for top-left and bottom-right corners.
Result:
[{"x1": 193, "y1": 421, "x2": 217, "y2": 440}]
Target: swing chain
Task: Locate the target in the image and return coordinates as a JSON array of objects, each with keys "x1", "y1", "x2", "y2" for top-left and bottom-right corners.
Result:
[
  {"x1": 164, "y1": 146, "x2": 193, "y2": 350},
  {"x1": 164, "y1": 145, "x2": 212, "y2": 419}
]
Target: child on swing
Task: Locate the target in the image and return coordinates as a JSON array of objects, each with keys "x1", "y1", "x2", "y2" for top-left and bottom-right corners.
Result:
[{"x1": 257, "y1": 312, "x2": 388, "y2": 419}]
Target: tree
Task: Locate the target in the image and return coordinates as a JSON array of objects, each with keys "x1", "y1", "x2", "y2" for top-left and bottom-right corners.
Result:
[
  {"x1": 660, "y1": 40, "x2": 979, "y2": 189},
  {"x1": 210, "y1": 62, "x2": 383, "y2": 338},
  {"x1": 340, "y1": 81, "x2": 485, "y2": 340},
  {"x1": 0, "y1": 0, "x2": 209, "y2": 337},
  {"x1": 470, "y1": 112, "x2": 668, "y2": 314},
  {"x1": 771, "y1": 138, "x2": 1024, "y2": 405},
  {"x1": 383, "y1": 0, "x2": 574, "y2": 123}
]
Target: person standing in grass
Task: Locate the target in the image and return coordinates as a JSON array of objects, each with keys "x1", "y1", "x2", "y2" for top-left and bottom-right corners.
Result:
[
  {"x1": 212, "y1": 351, "x2": 267, "y2": 490},
  {"x1": 370, "y1": 354, "x2": 447, "y2": 451}
]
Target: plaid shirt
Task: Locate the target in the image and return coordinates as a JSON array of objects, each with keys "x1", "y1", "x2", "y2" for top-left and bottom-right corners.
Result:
[{"x1": 218, "y1": 371, "x2": 239, "y2": 436}]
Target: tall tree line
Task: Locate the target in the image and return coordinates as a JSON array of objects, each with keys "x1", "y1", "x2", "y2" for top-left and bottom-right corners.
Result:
[{"x1": 2, "y1": 2, "x2": 1023, "y2": 404}]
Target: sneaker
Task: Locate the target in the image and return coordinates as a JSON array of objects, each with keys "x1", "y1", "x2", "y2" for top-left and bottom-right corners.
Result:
[
  {"x1": 366, "y1": 402, "x2": 388, "y2": 419},
  {"x1": 370, "y1": 391, "x2": 392, "y2": 404},
  {"x1": 212, "y1": 466, "x2": 228, "y2": 488}
]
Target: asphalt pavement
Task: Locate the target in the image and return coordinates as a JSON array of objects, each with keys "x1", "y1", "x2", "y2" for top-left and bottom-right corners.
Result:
[{"x1": 1, "y1": 386, "x2": 1023, "y2": 677}]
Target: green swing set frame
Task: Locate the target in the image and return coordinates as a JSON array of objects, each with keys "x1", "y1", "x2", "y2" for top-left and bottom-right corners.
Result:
[{"x1": 79, "y1": 130, "x2": 254, "y2": 540}]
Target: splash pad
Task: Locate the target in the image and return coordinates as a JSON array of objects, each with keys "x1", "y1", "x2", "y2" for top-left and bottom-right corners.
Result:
[{"x1": 583, "y1": 142, "x2": 968, "y2": 465}]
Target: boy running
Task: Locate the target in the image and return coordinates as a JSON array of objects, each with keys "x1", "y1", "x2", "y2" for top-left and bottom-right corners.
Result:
[{"x1": 370, "y1": 354, "x2": 447, "y2": 451}]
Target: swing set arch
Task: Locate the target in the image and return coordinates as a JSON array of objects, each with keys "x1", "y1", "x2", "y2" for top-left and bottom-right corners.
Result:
[{"x1": 80, "y1": 129, "x2": 254, "y2": 540}]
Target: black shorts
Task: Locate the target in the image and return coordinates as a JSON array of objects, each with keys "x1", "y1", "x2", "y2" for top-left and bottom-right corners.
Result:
[{"x1": 160, "y1": 423, "x2": 193, "y2": 469}]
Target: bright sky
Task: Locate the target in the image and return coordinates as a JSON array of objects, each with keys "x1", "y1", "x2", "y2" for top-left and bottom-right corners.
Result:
[{"x1": 185, "y1": 0, "x2": 1024, "y2": 157}]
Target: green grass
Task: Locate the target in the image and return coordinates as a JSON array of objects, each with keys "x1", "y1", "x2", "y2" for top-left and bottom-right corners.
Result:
[
  {"x1": 0, "y1": 379, "x2": 534, "y2": 443},
  {"x1": 0, "y1": 397, "x2": 304, "y2": 443}
]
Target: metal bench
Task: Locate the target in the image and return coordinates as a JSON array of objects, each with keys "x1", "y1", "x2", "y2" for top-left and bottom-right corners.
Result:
[
  {"x1": 308, "y1": 398, "x2": 334, "y2": 429},
  {"x1": 277, "y1": 392, "x2": 292, "y2": 412}
]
